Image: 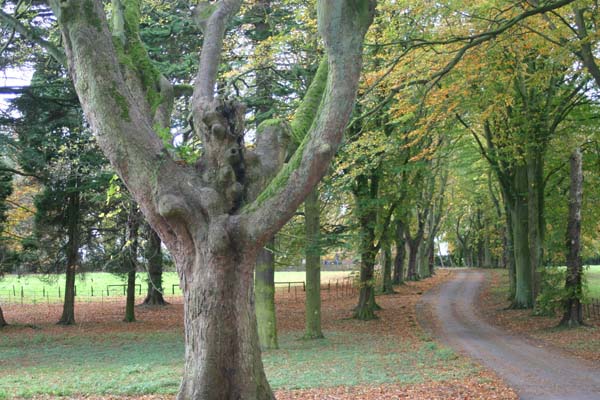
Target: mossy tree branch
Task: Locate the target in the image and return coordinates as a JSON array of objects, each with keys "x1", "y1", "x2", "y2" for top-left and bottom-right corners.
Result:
[{"x1": 241, "y1": 0, "x2": 376, "y2": 246}]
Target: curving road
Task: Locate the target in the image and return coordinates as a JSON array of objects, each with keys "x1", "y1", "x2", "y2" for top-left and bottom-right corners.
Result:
[{"x1": 421, "y1": 270, "x2": 600, "y2": 400}]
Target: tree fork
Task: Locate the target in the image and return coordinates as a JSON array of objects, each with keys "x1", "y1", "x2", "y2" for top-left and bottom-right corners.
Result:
[{"x1": 48, "y1": 0, "x2": 375, "y2": 398}]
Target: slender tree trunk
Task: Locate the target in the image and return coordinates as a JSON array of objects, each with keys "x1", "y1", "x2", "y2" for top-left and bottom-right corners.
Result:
[
  {"x1": 504, "y1": 201, "x2": 517, "y2": 299},
  {"x1": 125, "y1": 269, "x2": 136, "y2": 322},
  {"x1": 304, "y1": 188, "x2": 323, "y2": 338},
  {"x1": 483, "y1": 239, "x2": 492, "y2": 268},
  {"x1": 143, "y1": 227, "x2": 167, "y2": 305},
  {"x1": 381, "y1": 239, "x2": 394, "y2": 294},
  {"x1": 393, "y1": 221, "x2": 405, "y2": 284},
  {"x1": 512, "y1": 165, "x2": 533, "y2": 308},
  {"x1": 560, "y1": 148, "x2": 584, "y2": 327},
  {"x1": 407, "y1": 240, "x2": 419, "y2": 281},
  {"x1": 0, "y1": 304, "x2": 6, "y2": 327},
  {"x1": 177, "y1": 250, "x2": 273, "y2": 400},
  {"x1": 255, "y1": 241, "x2": 278, "y2": 349},
  {"x1": 124, "y1": 206, "x2": 140, "y2": 323},
  {"x1": 417, "y1": 241, "x2": 430, "y2": 279},
  {"x1": 58, "y1": 191, "x2": 80, "y2": 325},
  {"x1": 428, "y1": 241, "x2": 435, "y2": 276}
]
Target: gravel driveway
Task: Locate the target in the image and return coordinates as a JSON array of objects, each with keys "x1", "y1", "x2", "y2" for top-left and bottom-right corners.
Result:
[{"x1": 421, "y1": 270, "x2": 600, "y2": 400}]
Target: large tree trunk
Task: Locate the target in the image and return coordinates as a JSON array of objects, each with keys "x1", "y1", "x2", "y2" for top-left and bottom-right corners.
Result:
[
  {"x1": 178, "y1": 250, "x2": 273, "y2": 400},
  {"x1": 417, "y1": 241, "x2": 430, "y2": 279},
  {"x1": 143, "y1": 227, "x2": 167, "y2": 305},
  {"x1": 255, "y1": 242, "x2": 278, "y2": 349},
  {"x1": 560, "y1": 148, "x2": 584, "y2": 327},
  {"x1": 512, "y1": 165, "x2": 533, "y2": 308},
  {"x1": 407, "y1": 240, "x2": 419, "y2": 281},
  {"x1": 392, "y1": 221, "x2": 405, "y2": 285},
  {"x1": 381, "y1": 239, "x2": 395, "y2": 294},
  {"x1": 0, "y1": 304, "x2": 7, "y2": 327},
  {"x1": 354, "y1": 250, "x2": 378, "y2": 320},
  {"x1": 49, "y1": 1, "x2": 374, "y2": 398},
  {"x1": 527, "y1": 151, "x2": 544, "y2": 305},
  {"x1": 304, "y1": 188, "x2": 323, "y2": 338},
  {"x1": 124, "y1": 206, "x2": 140, "y2": 323},
  {"x1": 58, "y1": 191, "x2": 80, "y2": 325},
  {"x1": 353, "y1": 174, "x2": 381, "y2": 320}
]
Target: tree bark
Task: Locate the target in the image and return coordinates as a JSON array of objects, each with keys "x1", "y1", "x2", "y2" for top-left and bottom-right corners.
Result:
[
  {"x1": 428, "y1": 240, "x2": 435, "y2": 276},
  {"x1": 0, "y1": 304, "x2": 7, "y2": 327},
  {"x1": 417, "y1": 241, "x2": 430, "y2": 279},
  {"x1": 392, "y1": 220, "x2": 405, "y2": 284},
  {"x1": 255, "y1": 242, "x2": 278, "y2": 349},
  {"x1": 353, "y1": 174, "x2": 381, "y2": 320},
  {"x1": 58, "y1": 190, "x2": 80, "y2": 325},
  {"x1": 178, "y1": 250, "x2": 272, "y2": 400},
  {"x1": 304, "y1": 187, "x2": 323, "y2": 338},
  {"x1": 527, "y1": 151, "x2": 544, "y2": 305},
  {"x1": 354, "y1": 250, "x2": 378, "y2": 320},
  {"x1": 503, "y1": 196, "x2": 517, "y2": 299},
  {"x1": 124, "y1": 205, "x2": 140, "y2": 323},
  {"x1": 142, "y1": 227, "x2": 167, "y2": 305},
  {"x1": 512, "y1": 164, "x2": 533, "y2": 308},
  {"x1": 381, "y1": 239, "x2": 394, "y2": 294},
  {"x1": 407, "y1": 239, "x2": 419, "y2": 281},
  {"x1": 560, "y1": 147, "x2": 584, "y2": 327}
]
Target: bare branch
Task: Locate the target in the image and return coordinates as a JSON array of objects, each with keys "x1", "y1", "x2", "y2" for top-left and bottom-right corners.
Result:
[
  {"x1": 192, "y1": 0, "x2": 242, "y2": 103},
  {"x1": 0, "y1": 8, "x2": 66, "y2": 66}
]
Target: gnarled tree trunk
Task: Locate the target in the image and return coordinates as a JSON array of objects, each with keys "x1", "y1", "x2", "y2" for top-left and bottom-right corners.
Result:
[
  {"x1": 178, "y1": 247, "x2": 272, "y2": 399},
  {"x1": 48, "y1": 1, "x2": 374, "y2": 398}
]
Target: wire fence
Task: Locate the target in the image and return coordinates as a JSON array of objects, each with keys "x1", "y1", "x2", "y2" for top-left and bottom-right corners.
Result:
[{"x1": 0, "y1": 277, "x2": 358, "y2": 306}]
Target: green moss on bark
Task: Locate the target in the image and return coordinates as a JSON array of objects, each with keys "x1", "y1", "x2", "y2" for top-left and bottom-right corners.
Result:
[
  {"x1": 256, "y1": 118, "x2": 284, "y2": 136},
  {"x1": 112, "y1": 0, "x2": 163, "y2": 114},
  {"x1": 247, "y1": 58, "x2": 329, "y2": 210},
  {"x1": 110, "y1": 85, "x2": 131, "y2": 121},
  {"x1": 83, "y1": 0, "x2": 102, "y2": 31}
]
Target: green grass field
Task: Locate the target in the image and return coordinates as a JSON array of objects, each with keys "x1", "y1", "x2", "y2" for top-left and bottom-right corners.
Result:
[
  {"x1": 0, "y1": 330, "x2": 476, "y2": 398},
  {"x1": 586, "y1": 265, "x2": 600, "y2": 298},
  {"x1": 0, "y1": 270, "x2": 353, "y2": 303}
]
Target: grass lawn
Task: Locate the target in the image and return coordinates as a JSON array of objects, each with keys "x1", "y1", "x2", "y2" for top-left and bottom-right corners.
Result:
[
  {"x1": 585, "y1": 265, "x2": 600, "y2": 298},
  {"x1": 0, "y1": 330, "x2": 475, "y2": 398},
  {"x1": 0, "y1": 271, "x2": 507, "y2": 399},
  {"x1": 0, "y1": 270, "x2": 353, "y2": 303}
]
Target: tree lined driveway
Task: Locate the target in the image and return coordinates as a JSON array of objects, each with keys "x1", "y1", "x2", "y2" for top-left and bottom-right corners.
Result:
[{"x1": 421, "y1": 270, "x2": 600, "y2": 400}]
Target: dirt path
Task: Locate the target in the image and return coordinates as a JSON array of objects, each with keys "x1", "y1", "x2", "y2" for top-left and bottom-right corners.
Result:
[{"x1": 421, "y1": 270, "x2": 600, "y2": 400}]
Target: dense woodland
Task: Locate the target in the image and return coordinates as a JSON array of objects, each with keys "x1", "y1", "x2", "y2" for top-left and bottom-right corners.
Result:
[{"x1": 0, "y1": 0, "x2": 599, "y2": 398}]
